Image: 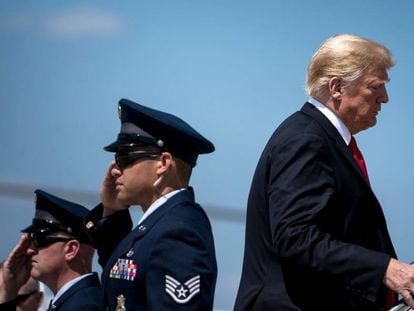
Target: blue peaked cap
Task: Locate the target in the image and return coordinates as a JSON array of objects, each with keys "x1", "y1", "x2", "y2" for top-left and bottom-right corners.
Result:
[
  {"x1": 104, "y1": 98, "x2": 215, "y2": 167},
  {"x1": 22, "y1": 189, "x2": 93, "y2": 245}
]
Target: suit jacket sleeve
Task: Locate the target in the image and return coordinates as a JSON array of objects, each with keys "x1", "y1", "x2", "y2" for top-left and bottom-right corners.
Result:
[{"x1": 269, "y1": 132, "x2": 391, "y2": 303}]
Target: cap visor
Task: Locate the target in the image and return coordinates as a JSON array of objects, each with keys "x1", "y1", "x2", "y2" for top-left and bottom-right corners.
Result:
[
  {"x1": 104, "y1": 140, "x2": 151, "y2": 152},
  {"x1": 21, "y1": 224, "x2": 40, "y2": 233},
  {"x1": 104, "y1": 140, "x2": 124, "y2": 152}
]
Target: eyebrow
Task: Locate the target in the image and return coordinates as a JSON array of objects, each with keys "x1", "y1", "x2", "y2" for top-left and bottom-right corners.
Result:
[{"x1": 368, "y1": 77, "x2": 390, "y2": 84}]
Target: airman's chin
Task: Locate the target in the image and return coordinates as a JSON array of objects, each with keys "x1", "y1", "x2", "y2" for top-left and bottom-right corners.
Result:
[
  {"x1": 30, "y1": 269, "x2": 40, "y2": 280},
  {"x1": 116, "y1": 195, "x2": 134, "y2": 209}
]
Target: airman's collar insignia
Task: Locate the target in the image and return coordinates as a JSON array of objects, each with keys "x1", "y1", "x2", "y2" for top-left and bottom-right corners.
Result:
[
  {"x1": 126, "y1": 248, "x2": 134, "y2": 257},
  {"x1": 85, "y1": 221, "x2": 94, "y2": 229},
  {"x1": 138, "y1": 225, "x2": 146, "y2": 232},
  {"x1": 165, "y1": 275, "x2": 200, "y2": 304}
]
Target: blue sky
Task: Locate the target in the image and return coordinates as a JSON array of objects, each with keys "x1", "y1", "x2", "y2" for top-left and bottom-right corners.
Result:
[{"x1": 1, "y1": 1, "x2": 414, "y2": 309}]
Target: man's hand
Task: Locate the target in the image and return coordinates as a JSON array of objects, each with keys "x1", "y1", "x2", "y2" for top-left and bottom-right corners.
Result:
[
  {"x1": 384, "y1": 258, "x2": 414, "y2": 308},
  {"x1": 0, "y1": 234, "x2": 32, "y2": 303},
  {"x1": 101, "y1": 161, "x2": 129, "y2": 217}
]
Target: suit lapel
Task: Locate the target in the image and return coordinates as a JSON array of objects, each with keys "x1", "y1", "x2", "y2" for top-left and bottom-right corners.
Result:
[
  {"x1": 300, "y1": 103, "x2": 396, "y2": 253},
  {"x1": 298, "y1": 102, "x2": 396, "y2": 257},
  {"x1": 301, "y1": 102, "x2": 370, "y2": 186}
]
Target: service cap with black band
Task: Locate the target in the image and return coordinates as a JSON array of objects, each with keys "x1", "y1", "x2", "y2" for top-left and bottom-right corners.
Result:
[
  {"x1": 22, "y1": 189, "x2": 93, "y2": 246},
  {"x1": 104, "y1": 98, "x2": 215, "y2": 167}
]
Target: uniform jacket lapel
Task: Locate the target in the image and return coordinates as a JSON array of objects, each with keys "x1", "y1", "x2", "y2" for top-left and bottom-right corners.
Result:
[
  {"x1": 101, "y1": 209, "x2": 166, "y2": 286},
  {"x1": 52, "y1": 273, "x2": 100, "y2": 310},
  {"x1": 102, "y1": 189, "x2": 196, "y2": 286}
]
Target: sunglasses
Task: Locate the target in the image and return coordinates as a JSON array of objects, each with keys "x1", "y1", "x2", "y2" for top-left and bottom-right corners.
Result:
[
  {"x1": 15, "y1": 290, "x2": 38, "y2": 303},
  {"x1": 115, "y1": 150, "x2": 161, "y2": 169},
  {"x1": 30, "y1": 233, "x2": 72, "y2": 249}
]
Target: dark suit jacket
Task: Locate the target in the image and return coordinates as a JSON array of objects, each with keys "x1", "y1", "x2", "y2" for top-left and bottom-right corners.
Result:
[
  {"x1": 234, "y1": 103, "x2": 396, "y2": 311},
  {"x1": 85, "y1": 188, "x2": 217, "y2": 311},
  {"x1": 50, "y1": 272, "x2": 103, "y2": 310}
]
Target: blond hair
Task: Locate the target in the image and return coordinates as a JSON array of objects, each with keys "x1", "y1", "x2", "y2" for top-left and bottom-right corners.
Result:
[{"x1": 306, "y1": 34, "x2": 394, "y2": 101}]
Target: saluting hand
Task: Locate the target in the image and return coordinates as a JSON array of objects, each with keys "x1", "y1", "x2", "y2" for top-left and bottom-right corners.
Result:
[
  {"x1": 0, "y1": 234, "x2": 32, "y2": 303},
  {"x1": 101, "y1": 161, "x2": 129, "y2": 216}
]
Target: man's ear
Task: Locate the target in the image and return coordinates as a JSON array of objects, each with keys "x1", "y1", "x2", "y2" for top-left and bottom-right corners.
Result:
[
  {"x1": 328, "y1": 76, "x2": 343, "y2": 100},
  {"x1": 64, "y1": 240, "x2": 80, "y2": 261},
  {"x1": 156, "y1": 152, "x2": 172, "y2": 175}
]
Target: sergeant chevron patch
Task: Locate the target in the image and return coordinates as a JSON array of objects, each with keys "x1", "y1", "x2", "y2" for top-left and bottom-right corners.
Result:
[{"x1": 165, "y1": 274, "x2": 200, "y2": 304}]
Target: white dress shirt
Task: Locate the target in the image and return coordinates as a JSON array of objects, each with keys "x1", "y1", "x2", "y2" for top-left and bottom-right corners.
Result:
[
  {"x1": 309, "y1": 97, "x2": 352, "y2": 145},
  {"x1": 137, "y1": 188, "x2": 185, "y2": 225}
]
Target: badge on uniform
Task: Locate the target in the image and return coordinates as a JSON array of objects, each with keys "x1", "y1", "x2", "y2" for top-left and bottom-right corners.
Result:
[
  {"x1": 110, "y1": 258, "x2": 137, "y2": 281},
  {"x1": 116, "y1": 294, "x2": 126, "y2": 311},
  {"x1": 165, "y1": 275, "x2": 200, "y2": 304}
]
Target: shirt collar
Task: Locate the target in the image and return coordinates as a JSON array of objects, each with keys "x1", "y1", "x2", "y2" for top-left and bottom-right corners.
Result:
[
  {"x1": 137, "y1": 188, "x2": 185, "y2": 225},
  {"x1": 52, "y1": 273, "x2": 93, "y2": 303},
  {"x1": 309, "y1": 98, "x2": 352, "y2": 145}
]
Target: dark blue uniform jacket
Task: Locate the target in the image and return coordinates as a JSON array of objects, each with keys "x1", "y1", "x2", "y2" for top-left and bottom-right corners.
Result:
[
  {"x1": 86, "y1": 188, "x2": 217, "y2": 310},
  {"x1": 50, "y1": 272, "x2": 103, "y2": 310}
]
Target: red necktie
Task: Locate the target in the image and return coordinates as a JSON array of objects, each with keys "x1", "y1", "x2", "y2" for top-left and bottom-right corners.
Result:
[
  {"x1": 349, "y1": 137, "x2": 396, "y2": 307},
  {"x1": 386, "y1": 289, "x2": 396, "y2": 308},
  {"x1": 348, "y1": 136, "x2": 370, "y2": 182}
]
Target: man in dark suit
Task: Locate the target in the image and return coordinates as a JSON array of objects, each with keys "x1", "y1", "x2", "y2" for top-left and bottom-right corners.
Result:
[
  {"x1": 85, "y1": 98, "x2": 217, "y2": 310},
  {"x1": 235, "y1": 34, "x2": 414, "y2": 310},
  {"x1": 0, "y1": 190, "x2": 103, "y2": 310}
]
